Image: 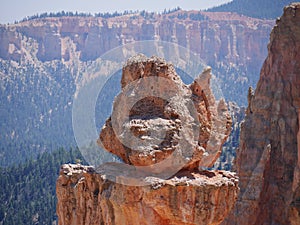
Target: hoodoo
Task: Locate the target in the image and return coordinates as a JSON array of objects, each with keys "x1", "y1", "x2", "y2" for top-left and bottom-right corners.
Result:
[
  {"x1": 56, "y1": 55, "x2": 238, "y2": 225},
  {"x1": 223, "y1": 3, "x2": 300, "y2": 225}
]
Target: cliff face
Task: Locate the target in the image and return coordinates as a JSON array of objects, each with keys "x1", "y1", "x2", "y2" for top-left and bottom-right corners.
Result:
[
  {"x1": 0, "y1": 11, "x2": 273, "y2": 105},
  {"x1": 0, "y1": 12, "x2": 273, "y2": 64},
  {"x1": 56, "y1": 55, "x2": 238, "y2": 225},
  {"x1": 224, "y1": 3, "x2": 300, "y2": 225}
]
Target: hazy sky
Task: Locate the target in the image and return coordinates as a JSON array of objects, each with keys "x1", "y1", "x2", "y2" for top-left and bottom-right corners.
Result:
[{"x1": 0, "y1": 0, "x2": 232, "y2": 24}]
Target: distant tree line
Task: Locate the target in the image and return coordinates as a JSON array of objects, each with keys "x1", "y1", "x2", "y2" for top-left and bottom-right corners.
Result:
[
  {"x1": 19, "y1": 10, "x2": 137, "y2": 23},
  {"x1": 95, "y1": 10, "x2": 138, "y2": 18},
  {"x1": 17, "y1": 7, "x2": 185, "y2": 24},
  {"x1": 162, "y1": 7, "x2": 182, "y2": 14}
]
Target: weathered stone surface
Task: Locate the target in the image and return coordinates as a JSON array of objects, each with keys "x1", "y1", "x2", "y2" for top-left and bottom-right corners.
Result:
[
  {"x1": 223, "y1": 3, "x2": 300, "y2": 225},
  {"x1": 99, "y1": 54, "x2": 231, "y2": 170},
  {"x1": 56, "y1": 55, "x2": 237, "y2": 224},
  {"x1": 213, "y1": 102, "x2": 245, "y2": 171},
  {"x1": 0, "y1": 13, "x2": 273, "y2": 64},
  {"x1": 56, "y1": 164, "x2": 238, "y2": 225}
]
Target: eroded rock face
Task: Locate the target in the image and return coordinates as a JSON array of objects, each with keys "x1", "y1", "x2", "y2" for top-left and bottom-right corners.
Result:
[
  {"x1": 56, "y1": 164, "x2": 238, "y2": 225},
  {"x1": 0, "y1": 13, "x2": 273, "y2": 64},
  {"x1": 99, "y1": 54, "x2": 231, "y2": 170},
  {"x1": 0, "y1": 12, "x2": 273, "y2": 105},
  {"x1": 223, "y1": 3, "x2": 300, "y2": 225}
]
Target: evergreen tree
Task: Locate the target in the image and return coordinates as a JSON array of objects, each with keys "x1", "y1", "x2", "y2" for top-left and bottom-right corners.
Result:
[{"x1": 0, "y1": 147, "x2": 85, "y2": 224}]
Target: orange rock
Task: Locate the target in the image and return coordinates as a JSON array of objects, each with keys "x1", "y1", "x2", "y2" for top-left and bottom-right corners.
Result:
[
  {"x1": 223, "y1": 3, "x2": 300, "y2": 225},
  {"x1": 98, "y1": 54, "x2": 231, "y2": 170},
  {"x1": 56, "y1": 164, "x2": 238, "y2": 225},
  {"x1": 56, "y1": 55, "x2": 237, "y2": 225}
]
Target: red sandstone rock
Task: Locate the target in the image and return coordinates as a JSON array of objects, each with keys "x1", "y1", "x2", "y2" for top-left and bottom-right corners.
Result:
[
  {"x1": 56, "y1": 55, "x2": 237, "y2": 225},
  {"x1": 56, "y1": 164, "x2": 238, "y2": 225},
  {"x1": 98, "y1": 54, "x2": 231, "y2": 171},
  {"x1": 223, "y1": 3, "x2": 300, "y2": 225}
]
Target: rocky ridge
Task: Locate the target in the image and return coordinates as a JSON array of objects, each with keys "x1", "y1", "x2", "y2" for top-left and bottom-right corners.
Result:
[
  {"x1": 0, "y1": 11, "x2": 273, "y2": 64},
  {"x1": 223, "y1": 3, "x2": 300, "y2": 224}
]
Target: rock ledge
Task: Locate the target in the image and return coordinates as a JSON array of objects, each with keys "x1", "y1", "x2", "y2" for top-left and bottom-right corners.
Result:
[{"x1": 57, "y1": 164, "x2": 238, "y2": 225}]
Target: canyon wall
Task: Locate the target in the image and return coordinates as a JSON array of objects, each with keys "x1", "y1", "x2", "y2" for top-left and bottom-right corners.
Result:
[
  {"x1": 0, "y1": 12, "x2": 273, "y2": 64},
  {"x1": 223, "y1": 3, "x2": 300, "y2": 224},
  {"x1": 0, "y1": 11, "x2": 273, "y2": 105}
]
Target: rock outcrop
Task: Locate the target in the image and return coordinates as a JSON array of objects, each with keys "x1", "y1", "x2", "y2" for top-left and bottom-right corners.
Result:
[
  {"x1": 56, "y1": 55, "x2": 238, "y2": 225},
  {"x1": 57, "y1": 164, "x2": 238, "y2": 225},
  {"x1": 223, "y1": 3, "x2": 300, "y2": 225}
]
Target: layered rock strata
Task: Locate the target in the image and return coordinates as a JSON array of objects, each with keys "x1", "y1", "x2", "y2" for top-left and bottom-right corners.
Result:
[
  {"x1": 0, "y1": 11, "x2": 274, "y2": 105},
  {"x1": 57, "y1": 55, "x2": 238, "y2": 225},
  {"x1": 223, "y1": 3, "x2": 300, "y2": 225},
  {"x1": 0, "y1": 12, "x2": 273, "y2": 64}
]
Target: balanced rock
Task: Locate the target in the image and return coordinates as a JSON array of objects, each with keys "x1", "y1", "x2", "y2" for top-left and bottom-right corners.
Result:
[
  {"x1": 56, "y1": 55, "x2": 238, "y2": 225},
  {"x1": 98, "y1": 54, "x2": 231, "y2": 171}
]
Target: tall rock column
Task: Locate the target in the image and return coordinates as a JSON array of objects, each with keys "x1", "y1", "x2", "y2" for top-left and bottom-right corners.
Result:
[{"x1": 223, "y1": 3, "x2": 300, "y2": 225}]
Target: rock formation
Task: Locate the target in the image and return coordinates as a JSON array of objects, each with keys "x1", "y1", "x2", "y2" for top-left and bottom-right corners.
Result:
[
  {"x1": 0, "y1": 12, "x2": 273, "y2": 64},
  {"x1": 56, "y1": 55, "x2": 238, "y2": 225},
  {"x1": 57, "y1": 164, "x2": 238, "y2": 225},
  {"x1": 0, "y1": 11, "x2": 273, "y2": 105},
  {"x1": 99, "y1": 54, "x2": 231, "y2": 171},
  {"x1": 223, "y1": 3, "x2": 300, "y2": 225}
]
